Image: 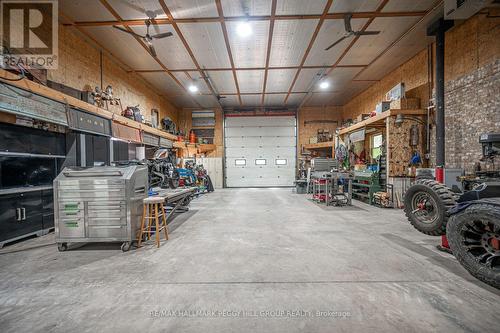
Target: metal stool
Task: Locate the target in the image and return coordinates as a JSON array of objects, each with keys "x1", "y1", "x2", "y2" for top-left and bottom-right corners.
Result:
[{"x1": 137, "y1": 196, "x2": 168, "y2": 248}]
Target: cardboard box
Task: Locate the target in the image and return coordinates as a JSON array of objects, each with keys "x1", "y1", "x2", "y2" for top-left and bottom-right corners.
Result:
[
  {"x1": 309, "y1": 136, "x2": 318, "y2": 144},
  {"x1": 390, "y1": 98, "x2": 420, "y2": 110},
  {"x1": 375, "y1": 101, "x2": 391, "y2": 114}
]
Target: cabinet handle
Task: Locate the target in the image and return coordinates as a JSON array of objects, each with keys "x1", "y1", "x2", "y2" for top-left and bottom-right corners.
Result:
[
  {"x1": 21, "y1": 208, "x2": 26, "y2": 221},
  {"x1": 16, "y1": 208, "x2": 21, "y2": 221}
]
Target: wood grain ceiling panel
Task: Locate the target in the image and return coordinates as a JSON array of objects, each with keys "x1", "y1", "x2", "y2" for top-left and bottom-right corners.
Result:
[
  {"x1": 107, "y1": 0, "x2": 167, "y2": 20},
  {"x1": 269, "y1": 19, "x2": 319, "y2": 67},
  {"x1": 60, "y1": 0, "x2": 115, "y2": 22},
  {"x1": 338, "y1": 16, "x2": 421, "y2": 66},
  {"x1": 314, "y1": 67, "x2": 363, "y2": 92},
  {"x1": 221, "y1": 0, "x2": 272, "y2": 16},
  {"x1": 276, "y1": 0, "x2": 328, "y2": 15},
  {"x1": 178, "y1": 22, "x2": 232, "y2": 68},
  {"x1": 305, "y1": 18, "x2": 368, "y2": 66},
  {"x1": 206, "y1": 71, "x2": 238, "y2": 94},
  {"x1": 236, "y1": 70, "x2": 265, "y2": 93},
  {"x1": 81, "y1": 26, "x2": 162, "y2": 70},
  {"x1": 265, "y1": 69, "x2": 297, "y2": 93},
  {"x1": 163, "y1": 0, "x2": 219, "y2": 18},
  {"x1": 382, "y1": 0, "x2": 438, "y2": 12},
  {"x1": 173, "y1": 71, "x2": 211, "y2": 94},
  {"x1": 130, "y1": 25, "x2": 196, "y2": 69},
  {"x1": 226, "y1": 20, "x2": 270, "y2": 68},
  {"x1": 139, "y1": 72, "x2": 185, "y2": 96},
  {"x1": 329, "y1": 0, "x2": 383, "y2": 13}
]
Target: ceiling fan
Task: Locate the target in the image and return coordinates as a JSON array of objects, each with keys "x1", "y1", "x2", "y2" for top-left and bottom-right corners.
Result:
[
  {"x1": 324, "y1": 13, "x2": 380, "y2": 51},
  {"x1": 113, "y1": 12, "x2": 173, "y2": 57}
]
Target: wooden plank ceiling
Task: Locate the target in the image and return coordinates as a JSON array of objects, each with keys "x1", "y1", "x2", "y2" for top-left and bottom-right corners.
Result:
[{"x1": 60, "y1": 0, "x2": 443, "y2": 109}]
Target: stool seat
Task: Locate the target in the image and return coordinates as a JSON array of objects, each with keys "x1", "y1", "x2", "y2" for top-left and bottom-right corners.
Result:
[{"x1": 143, "y1": 196, "x2": 165, "y2": 204}]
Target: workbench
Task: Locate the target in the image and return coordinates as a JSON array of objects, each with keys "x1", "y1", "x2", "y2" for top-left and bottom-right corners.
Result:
[{"x1": 151, "y1": 187, "x2": 197, "y2": 224}]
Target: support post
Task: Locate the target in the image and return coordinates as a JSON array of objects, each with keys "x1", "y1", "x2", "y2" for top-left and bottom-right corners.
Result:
[{"x1": 427, "y1": 18, "x2": 453, "y2": 252}]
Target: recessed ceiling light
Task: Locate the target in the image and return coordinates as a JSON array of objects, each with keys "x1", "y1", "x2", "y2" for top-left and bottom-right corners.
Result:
[
  {"x1": 188, "y1": 84, "x2": 199, "y2": 93},
  {"x1": 319, "y1": 81, "x2": 330, "y2": 89},
  {"x1": 236, "y1": 22, "x2": 252, "y2": 37}
]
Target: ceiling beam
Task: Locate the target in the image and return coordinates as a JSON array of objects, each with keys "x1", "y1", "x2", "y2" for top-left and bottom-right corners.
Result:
[
  {"x1": 98, "y1": 0, "x2": 202, "y2": 108},
  {"x1": 158, "y1": 0, "x2": 221, "y2": 108},
  {"x1": 215, "y1": 0, "x2": 242, "y2": 106},
  {"x1": 282, "y1": 0, "x2": 333, "y2": 105},
  {"x1": 261, "y1": 0, "x2": 277, "y2": 105},
  {"x1": 65, "y1": 11, "x2": 428, "y2": 27}
]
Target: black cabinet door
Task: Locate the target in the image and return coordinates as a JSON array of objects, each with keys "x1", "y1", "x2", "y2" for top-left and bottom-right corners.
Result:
[
  {"x1": 0, "y1": 123, "x2": 65, "y2": 156},
  {"x1": 0, "y1": 192, "x2": 43, "y2": 242},
  {"x1": 41, "y1": 189, "x2": 54, "y2": 229}
]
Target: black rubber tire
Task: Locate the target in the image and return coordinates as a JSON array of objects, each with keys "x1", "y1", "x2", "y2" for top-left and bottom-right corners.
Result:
[
  {"x1": 404, "y1": 179, "x2": 456, "y2": 236},
  {"x1": 169, "y1": 177, "x2": 179, "y2": 189},
  {"x1": 57, "y1": 243, "x2": 68, "y2": 252},
  {"x1": 447, "y1": 204, "x2": 500, "y2": 289}
]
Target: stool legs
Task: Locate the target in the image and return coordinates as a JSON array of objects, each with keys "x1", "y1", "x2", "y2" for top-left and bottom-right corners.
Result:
[
  {"x1": 161, "y1": 203, "x2": 169, "y2": 240},
  {"x1": 137, "y1": 204, "x2": 147, "y2": 247},
  {"x1": 154, "y1": 203, "x2": 160, "y2": 248},
  {"x1": 137, "y1": 202, "x2": 169, "y2": 248}
]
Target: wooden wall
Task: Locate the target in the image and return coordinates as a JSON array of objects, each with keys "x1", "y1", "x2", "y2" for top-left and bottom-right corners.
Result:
[
  {"x1": 47, "y1": 25, "x2": 179, "y2": 124},
  {"x1": 178, "y1": 108, "x2": 224, "y2": 158},
  {"x1": 298, "y1": 106, "x2": 342, "y2": 157}
]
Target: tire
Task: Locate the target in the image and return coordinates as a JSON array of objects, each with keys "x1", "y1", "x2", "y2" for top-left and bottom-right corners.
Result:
[
  {"x1": 57, "y1": 243, "x2": 68, "y2": 252},
  {"x1": 403, "y1": 179, "x2": 456, "y2": 236},
  {"x1": 169, "y1": 178, "x2": 179, "y2": 189},
  {"x1": 447, "y1": 204, "x2": 500, "y2": 289}
]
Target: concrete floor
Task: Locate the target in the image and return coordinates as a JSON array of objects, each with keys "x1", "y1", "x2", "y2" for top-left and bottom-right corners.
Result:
[{"x1": 0, "y1": 188, "x2": 499, "y2": 333}]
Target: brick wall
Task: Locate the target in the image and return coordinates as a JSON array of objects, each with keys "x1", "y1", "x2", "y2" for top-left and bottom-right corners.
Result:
[
  {"x1": 430, "y1": 60, "x2": 500, "y2": 171},
  {"x1": 47, "y1": 25, "x2": 179, "y2": 124}
]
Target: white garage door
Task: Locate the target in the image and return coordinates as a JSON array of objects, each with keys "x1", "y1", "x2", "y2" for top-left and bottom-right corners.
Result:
[{"x1": 225, "y1": 116, "x2": 296, "y2": 187}]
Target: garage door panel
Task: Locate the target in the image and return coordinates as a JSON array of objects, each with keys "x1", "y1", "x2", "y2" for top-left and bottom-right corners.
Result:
[
  {"x1": 226, "y1": 116, "x2": 295, "y2": 127},
  {"x1": 226, "y1": 163, "x2": 295, "y2": 172},
  {"x1": 226, "y1": 158, "x2": 295, "y2": 168},
  {"x1": 226, "y1": 147, "x2": 296, "y2": 158},
  {"x1": 225, "y1": 136, "x2": 295, "y2": 147},
  {"x1": 225, "y1": 174, "x2": 295, "y2": 187},
  {"x1": 225, "y1": 115, "x2": 296, "y2": 187},
  {"x1": 225, "y1": 126, "x2": 295, "y2": 137}
]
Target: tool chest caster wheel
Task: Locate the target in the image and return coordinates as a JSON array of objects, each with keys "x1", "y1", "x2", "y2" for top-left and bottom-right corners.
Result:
[{"x1": 121, "y1": 242, "x2": 132, "y2": 252}]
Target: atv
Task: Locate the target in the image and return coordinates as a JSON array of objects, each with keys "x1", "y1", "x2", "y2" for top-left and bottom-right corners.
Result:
[{"x1": 403, "y1": 133, "x2": 500, "y2": 289}]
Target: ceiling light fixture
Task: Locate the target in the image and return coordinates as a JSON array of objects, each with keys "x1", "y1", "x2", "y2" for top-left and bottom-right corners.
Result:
[
  {"x1": 319, "y1": 81, "x2": 330, "y2": 89},
  {"x1": 188, "y1": 84, "x2": 199, "y2": 93},
  {"x1": 236, "y1": 21, "x2": 252, "y2": 37}
]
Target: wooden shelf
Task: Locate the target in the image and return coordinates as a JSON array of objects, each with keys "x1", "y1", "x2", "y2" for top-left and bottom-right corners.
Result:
[
  {"x1": 173, "y1": 142, "x2": 216, "y2": 154},
  {"x1": 198, "y1": 144, "x2": 216, "y2": 153},
  {"x1": 338, "y1": 109, "x2": 426, "y2": 135},
  {"x1": 0, "y1": 69, "x2": 177, "y2": 141},
  {"x1": 303, "y1": 141, "x2": 335, "y2": 150},
  {"x1": 191, "y1": 126, "x2": 215, "y2": 130}
]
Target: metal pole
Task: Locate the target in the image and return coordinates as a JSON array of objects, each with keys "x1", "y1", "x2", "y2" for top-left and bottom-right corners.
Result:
[{"x1": 435, "y1": 19, "x2": 445, "y2": 182}]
